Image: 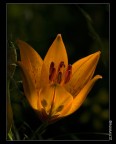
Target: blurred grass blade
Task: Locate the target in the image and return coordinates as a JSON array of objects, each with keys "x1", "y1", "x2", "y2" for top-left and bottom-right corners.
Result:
[
  {"x1": 7, "y1": 80, "x2": 13, "y2": 135},
  {"x1": 78, "y1": 6, "x2": 103, "y2": 49},
  {"x1": 7, "y1": 41, "x2": 17, "y2": 80},
  {"x1": 7, "y1": 41, "x2": 17, "y2": 136}
]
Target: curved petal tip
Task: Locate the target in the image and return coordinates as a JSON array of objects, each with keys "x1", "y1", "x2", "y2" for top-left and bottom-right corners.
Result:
[
  {"x1": 94, "y1": 51, "x2": 101, "y2": 58},
  {"x1": 95, "y1": 74, "x2": 103, "y2": 79}
]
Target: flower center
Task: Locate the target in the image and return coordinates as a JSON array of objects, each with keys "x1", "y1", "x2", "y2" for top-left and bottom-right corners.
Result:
[{"x1": 49, "y1": 61, "x2": 72, "y2": 85}]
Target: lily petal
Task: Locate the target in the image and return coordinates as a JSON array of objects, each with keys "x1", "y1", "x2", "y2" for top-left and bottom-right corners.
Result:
[
  {"x1": 65, "y1": 75, "x2": 102, "y2": 116},
  {"x1": 38, "y1": 84, "x2": 73, "y2": 117},
  {"x1": 17, "y1": 61, "x2": 39, "y2": 110},
  {"x1": 39, "y1": 63, "x2": 50, "y2": 88},
  {"x1": 37, "y1": 85, "x2": 54, "y2": 115},
  {"x1": 43, "y1": 34, "x2": 68, "y2": 76},
  {"x1": 16, "y1": 39, "x2": 43, "y2": 90},
  {"x1": 65, "y1": 51, "x2": 101, "y2": 96},
  {"x1": 52, "y1": 85, "x2": 73, "y2": 116}
]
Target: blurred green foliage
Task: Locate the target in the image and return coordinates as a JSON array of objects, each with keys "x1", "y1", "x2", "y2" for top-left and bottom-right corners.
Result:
[{"x1": 7, "y1": 4, "x2": 109, "y2": 140}]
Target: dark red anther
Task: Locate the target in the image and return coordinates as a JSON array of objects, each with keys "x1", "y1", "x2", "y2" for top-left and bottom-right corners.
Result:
[
  {"x1": 49, "y1": 62, "x2": 55, "y2": 74},
  {"x1": 58, "y1": 61, "x2": 65, "y2": 71},
  {"x1": 49, "y1": 68, "x2": 56, "y2": 81},
  {"x1": 64, "y1": 64, "x2": 72, "y2": 84},
  {"x1": 57, "y1": 71, "x2": 62, "y2": 84},
  {"x1": 67, "y1": 64, "x2": 72, "y2": 70}
]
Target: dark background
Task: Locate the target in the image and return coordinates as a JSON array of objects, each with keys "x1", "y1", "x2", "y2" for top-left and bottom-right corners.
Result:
[{"x1": 7, "y1": 4, "x2": 109, "y2": 140}]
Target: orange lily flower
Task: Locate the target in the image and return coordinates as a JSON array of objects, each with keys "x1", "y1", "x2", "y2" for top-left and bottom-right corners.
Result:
[{"x1": 17, "y1": 34, "x2": 102, "y2": 123}]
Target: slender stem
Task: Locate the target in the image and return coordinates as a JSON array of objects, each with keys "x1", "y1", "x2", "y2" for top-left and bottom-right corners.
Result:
[{"x1": 31, "y1": 122, "x2": 49, "y2": 140}]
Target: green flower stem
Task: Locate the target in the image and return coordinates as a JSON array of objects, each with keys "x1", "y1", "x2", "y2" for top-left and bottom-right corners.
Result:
[{"x1": 31, "y1": 122, "x2": 49, "y2": 140}]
